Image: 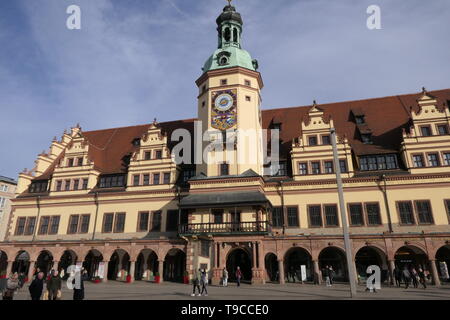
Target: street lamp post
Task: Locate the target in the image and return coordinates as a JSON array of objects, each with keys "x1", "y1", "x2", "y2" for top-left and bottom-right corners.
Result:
[{"x1": 330, "y1": 128, "x2": 357, "y2": 298}]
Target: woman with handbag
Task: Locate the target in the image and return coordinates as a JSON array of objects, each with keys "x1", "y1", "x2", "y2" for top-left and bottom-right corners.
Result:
[{"x1": 2, "y1": 273, "x2": 20, "y2": 300}]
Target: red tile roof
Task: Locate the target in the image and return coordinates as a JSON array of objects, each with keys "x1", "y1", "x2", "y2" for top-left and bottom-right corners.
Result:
[{"x1": 34, "y1": 89, "x2": 450, "y2": 180}]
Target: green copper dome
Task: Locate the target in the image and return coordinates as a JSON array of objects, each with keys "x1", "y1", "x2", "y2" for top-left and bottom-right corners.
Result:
[{"x1": 202, "y1": 5, "x2": 259, "y2": 73}]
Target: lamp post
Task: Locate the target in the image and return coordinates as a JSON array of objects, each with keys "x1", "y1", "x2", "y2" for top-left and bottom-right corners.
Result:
[{"x1": 330, "y1": 128, "x2": 357, "y2": 298}]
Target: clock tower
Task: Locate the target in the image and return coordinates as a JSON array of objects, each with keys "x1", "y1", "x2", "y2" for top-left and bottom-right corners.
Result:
[{"x1": 195, "y1": 2, "x2": 264, "y2": 177}]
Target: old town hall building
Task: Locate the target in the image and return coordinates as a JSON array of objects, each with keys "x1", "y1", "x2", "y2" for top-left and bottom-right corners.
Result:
[{"x1": 1, "y1": 4, "x2": 450, "y2": 286}]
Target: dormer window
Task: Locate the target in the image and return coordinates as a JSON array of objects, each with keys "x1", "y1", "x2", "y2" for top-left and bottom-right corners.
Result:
[
  {"x1": 272, "y1": 123, "x2": 281, "y2": 131},
  {"x1": 420, "y1": 126, "x2": 432, "y2": 137},
  {"x1": 144, "y1": 151, "x2": 151, "y2": 160},
  {"x1": 361, "y1": 134, "x2": 372, "y2": 144},
  {"x1": 355, "y1": 116, "x2": 365, "y2": 125},
  {"x1": 67, "y1": 158, "x2": 74, "y2": 167},
  {"x1": 155, "y1": 150, "x2": 163, "y2": 159},
  {"x1": 132, "y1": 138, "x2": 141, "y2": 146},
  {"x1": 322, "y1": 135, "x2": 331, "y2": 145},
  {"x1": 437, "y1": 124, "x2": 449, "y2": 135},
  {"x1": 308, "y1": 136, "x2": 318, "y2": 146},
  {"x1": 77, "y1": 157, "x2": 83, "y2": 166}
]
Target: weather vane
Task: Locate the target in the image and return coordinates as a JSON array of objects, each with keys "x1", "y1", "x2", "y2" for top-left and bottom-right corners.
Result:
[{"x1": 226, "y1": 0, "x2": 232, "y2": 6}]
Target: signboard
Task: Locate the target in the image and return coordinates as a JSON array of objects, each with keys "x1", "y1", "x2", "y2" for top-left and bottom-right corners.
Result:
[
  {"x1": 439, "y1": 262, "x2": 449, "y2": 280},
  {"x1": 300, "y1": 265, "x2": 307, "y2": 282},
  {"x1": 98, "y1": 262, "x2": 105, "y2": 279}
]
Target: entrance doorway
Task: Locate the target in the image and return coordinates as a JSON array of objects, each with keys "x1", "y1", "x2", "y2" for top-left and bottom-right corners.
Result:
[
  {"x1": 108, "y1": 250, "x2": 130, "y2": 281},
  {"x1": 319, "y1": 247, "x2": 348, "y2": 282},
  {"x1": 284, "y1": 247, "x2": 313, "y2": 282},
  {"x1": 435, "y1": 245, "x2": 450, "y2": 283},
  {"x1": 226, "y1": 248, "x2": 252, "y2": 283},
  {"x1": 355, "y1": 246, "x2": 387, "y2": 282},
  {"x1": 163, "y1": 249, "x2": 186, "y2": 282},
  {"x1": 394, "y1": 246, "x2": 428, "y2": 270},
  {"x1": 36, "y1": 251, "x2": 54, "y2": 275},
  {"x1": 264, "y1": 253, "x2": 278, "y2": 282},
  {"x1": 0, "y1": 251, "x2": 7, "y2": 276},
  {"x1": 12, "y1": 251, "x2": 30, "y2": 274},
  {"x1": 83, "y1": 250, "x2": 103, "y2": 279}
]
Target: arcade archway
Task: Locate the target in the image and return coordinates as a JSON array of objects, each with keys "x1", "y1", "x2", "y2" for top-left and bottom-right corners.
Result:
[
  {"x1": 264, "y1": 253, "x2": 278, "y2": 282},
  {"x1": 284, "y1": 247, "x2": 313, "y2": 282},
  {"x1": 394, "y1": 246, "x2": 428, "y2": 270},
  {"x1": 108, "y1": 249, "x2": 130, "y2": 281},
  {"x1": 36, "y1": 250, "x2": 54, "y2": 275},
  {"x1": 59, "y1": 250, "x2": 77, "y2": 277},
  {"x1": 319, "y1": 247, "x2": 348, "y2": 282},
  {"x1": 355, "y1": 246, "x2": 388, "y2": 282},
  {"x1": 83, "y1": 250, "x2": 103, "y2": 279},
  {"x1": 135, "y1": 249, "x2": 159, "y2": 280},
  {"x1": 12, "y1": 251, "x2": 30, "y2": 274},
  {"x1": 0, "y1": 251, "x2": 7, "y2": 276},
  {"x1": 226, "y1": 248, "x2": 252, "y2": 283},
  {"x1": 164, "y1": 249, "x2": 186, "y2": 283},
  {"x1": 435, "y1": 245, "x2": 450, "y2": 283}
]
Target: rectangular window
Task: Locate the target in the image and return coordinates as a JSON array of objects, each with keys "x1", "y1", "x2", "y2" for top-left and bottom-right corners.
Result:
[
  {"x1": 143, "y1": 174, "x2": 150, "y2": 186},
  {"x1": 413, "y1": 155, "x2": 424, "y2": 168},
  {"x1": 0, "y1": 197, "x2": 5, "y2": 208},
  {"x1": 99, "y1": 175, "x2": 125, "y2": 188},
  {"x1": 277, "y1": 162, "x2": 287, "y2": 176},
  {"x1": 133, "y1": 175, "x2": 140, "y2": 186},
  {"x1": 64, "y1": 180, "x2": 71, "y2": 191},
  {"x1": 427, "y1": 153, "x2": 440, "y2": 167},
  {"x1": 80, "y1": 215, "x2": 90, "y2": 233},
  {"x1": 138, "y1": 211, "x2": 150, "y2": 232},
  {"x1": 339, "y1": 160, "x2": 348, "y2": 173},
  {"x1": 182, "y1": 169, "x2": 196, "y2": 182},
  {"x1": 324, "y1": 161, "x2": 334, "y2": 174},
  {"x1": 49, "y1": 216, "x2": 60, "y2": 235},
  {"x1": 376, "y1": 155, "x2": 387, "y2": 170},
  {"x1": 213, "y1": 209, "x2": 224, "y2": 224},
  {"x1": 68, "y1": 215, "x2": 79, "y2": 234},
  {"x1": 221, "y1": 79, "x2": 228, "y2": 85},
  {"x1": 67, "y1": 158, "x2": 74, "y2": 167},
  {"x1": 245, "y1": 96, "x2": 251, "y2": 102},
  {"x1": 77, "y1": 157, "x2": 83, "y2": 166},
  {"x1": 298, "y1": 163, "x2": 308, "y2": 175},
  {"x1": 151, "y1": 211, "x2": 162, "y2": 232},
  {"x1": 24, "y1": 217, "x2": 36, "y2": 236},
  {"x1": 386, "y1": 155, "x2": 397, "y2": 169},
  {"x1": 287, "y1": 207, "x2": 299, "y2": 227},
  {"x1": 15, "y1": 217, "x2": 27, "y2": 235},
  {"x1": 355, "y1": 116, "x2": 365, "y2": 124},
  {"x1": 245, "y1": 80, "x2": 251, "y2": 86},
  {"x1": 271, "y1": 207, "x2": 283, "y2": 227},
  {"x1": 366, "y1": 203, "x2": 381, "y2": 225},
  {"x1": 220, "y1": 163, "x2": 229, "y2": 176},
  {"x1": 82, "y1": 179, "x2": 88, "y2": 190},
  {"x1": 324, "y1": 205, "x2": 339, "y2": 227},
  {"x1": 166, "y1": 210, "x2": 179, "y2": 232},
  {"x1": 322, "y1": 135, "x2": 331, "y2": 145},
  {"x1": 415, "y1": 201, "x2": 433, "y2": 224},
  {"x1": 360, "y1": 157, "x2": 369, "y2": 171},
  {"x1": 308, "y1": 136, "x2": 318, "y2": 146},
  {"x1": 103, "y1": 213, "x2": 114, "y2": 233},
  {"x1": 443, "y1": 153, "x2": 450, "y2": 166},
  {"x1": 55, "y1": 180, "x2": 62, "y2": 192},
  {"x1": 311, "y1": 162, "x2": 321, "y2": 174},
  {"x1": 437, "y1": 124, "x2": 449, "y2": 135},
  {"x1": 201, "y1": 241, "x2": 210, "y2": 258},
  {"x1": 38, "y1": 216, "x2": 50, "y2": 235},
  {"x1": 155, "y1": 150, "x2": 162, "y2": 159},
  {"x1": 420, "y1": 126, "x2": 432, "y2": 136},
  {"x1": 114, "y1": 213, "x2": 126, "y2": 233},
  {"x1": 73, "y1": 179, "x2": 79, "y2": 191},
  {"x1": 153, "y1": 173, "x2": 160, "y2": 185},
  {"x1": 445, "y1": 200, "x2": 450, "y2": 224},
  {"x1": 144, "y1": 151, "x2": 151, "y2": 160},
  {"x1": 308, "y1": 205, "x2": 322, "y2": 227},
  {"x1": 398, "y1": 201, "x2": 415, "y2": 225},
  {"x1": 349, "y1": 203, "x2": 364, "y2": 226},
  {"x1": 163, "y1": 173, "x2": 171, "y2": 184}
]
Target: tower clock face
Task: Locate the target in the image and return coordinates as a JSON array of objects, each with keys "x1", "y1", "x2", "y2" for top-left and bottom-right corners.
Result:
[
  {"x1": 214, "y1": 93, "x2": 234, "y2": 111},
  {"x1": 211, "y1": 89, "x2": 237, "y2": 130}
]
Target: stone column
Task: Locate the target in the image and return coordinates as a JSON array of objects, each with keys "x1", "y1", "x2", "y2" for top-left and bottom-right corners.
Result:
[
  {"x1": 53, "y1": 261, "x2": 59, "y2": 272},
  {"x1": 278, "y1": 259, "x2": 285, "y2": 284},
  {"x1": 429, "y1": 260, "x2": 441, "y2": 287},
  {"x1": 211, "y1": 242, "x2": 221, "y2": 286},
  {"x1": 129, "y1": 261, "x2": 135, "y2": 283},
  {"x1": 158, "y1": 260, "x2": 164, "y2": 284},
  {"x1": 313, "y1": 260, "x2": 321, "y2": 285},
  {"x1": 258, "y1": 241, "x2": 265, "y2": 284},
  {"x1": 102, "y1": 261, "x2": 109, "y2": 283},
  {"x1": 388, "y1": 260, "x2": 396, "y2": 286},
  {"x1": 27, "y1": 261, "x2": 36, "y2": 281}
]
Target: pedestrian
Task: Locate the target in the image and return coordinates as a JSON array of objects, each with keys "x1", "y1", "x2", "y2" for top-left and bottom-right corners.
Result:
[
  {"x1": 29, "y1": 272, "x2": 45, "y2": 300},
  {"x1": 2, "y1": 273, "x2": 20, "y2": 300},
  {"x1": 73, "y1": 269, "x2": 89, "y2": 300},
  {"x1": 235, "y1": 266, "x2": 243, "y2": 287},
  {"x1": 323, "y1": 266, "x2": 331, "y2": 287},
  {"x1": 222, "y1": 268, "x2": 228, "y2": 287},
  {"x1": 200, "y1": 269, "x2": 208, "y2": 296},
  {"x1": 46, "y1": 269, "x2": 62, "y2": 300},
  {"x1": 18, "y1": 272, "x2": 26, "y2": 289},
  {"x1": 418, "y1": 268, "x2": 427, "y2": 289},
  {"x1": 394, "y1": 266, "x2": 402, "y2": 287},
  {"x1": 191, "y1": 268, "x2": 201, "y2": 297},
  {"x1": 328, "y1": 266, "x2": 335, "y2": 285},
  {"x1": 410, "y1": 267, "x2": 419, "y2": 288},
  {"x1": 402, "y1": 266, "x2": 411, "y2": 289}
]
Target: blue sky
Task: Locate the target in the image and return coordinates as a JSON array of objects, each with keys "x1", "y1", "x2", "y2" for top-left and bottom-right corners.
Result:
[{"x1": 1, "y1": 0, "x2": 449, "y2": 179}]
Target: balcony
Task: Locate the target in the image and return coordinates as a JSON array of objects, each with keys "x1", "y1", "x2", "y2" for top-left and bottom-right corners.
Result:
[{"x1": 179, "y1": 221, "x2": 271, "y2": 236}]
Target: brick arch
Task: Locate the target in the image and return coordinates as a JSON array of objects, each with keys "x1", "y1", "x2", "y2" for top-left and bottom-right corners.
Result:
[
  {"x1": 314, "y1": 243, "x2": 346, "y2": 260},
  {"x1": 31, "y1": 248, "x2": 56, "y2": 262},
  {"x1": 159, "y1": 245, "x2": 186, "y2": 261},
  {"x1": 132, "y1": 246, "x2": 160, "y2": 261},
  {"x1": 282, "y1": 245, "x2": 313, "y2": 262},
  {"x1": 224, "y1": 245, "x2": 252, "y2": 261},
  {"x1": 352, "y1": 243, "x2": 388, "y2": 261},
  {"x1": 391, "y1": 242, "x2": 429, "y2": 259},
  {"x1": 79, "y1": 247, "x2": 105, "y2": 261},
  {"x1": 428, "y1": 243, "x2": 450, "y2": 260}
]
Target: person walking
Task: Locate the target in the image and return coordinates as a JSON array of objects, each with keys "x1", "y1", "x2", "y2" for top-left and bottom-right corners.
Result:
[
  {"x1": 402, "y1": 266, "x2": 411, "y2": 289},
  {"x1": 328, "y1": 266, "x2": 335, "y2": 285},
  {"x1": 418, "y1": 267, "x2": 427, "y2": 289},
  {"x1": 18, "y1": 272, "x2": 26, "y2": 289},
  {"x1": 222, "y1": 268, "x2": 228, "y2": 287},
  {"x1": 323, "y1": 266, "x2": 331, "y2": 287},
  {"x1": 73, "y1": 269, "x2": 89, "y2": 300},
  {"x1": 2, "y1": 273, "x2": 20, "y2": 300},
  {"x1": 200, "y1": 269, "x2": 208, "y2": 296},
  {"x1": 29, "y1": 272, "x2": 45, "y2": 300},
  {"x1": 191, "y1": 268, "x2": 201, "y2": 297},
  {"x1": 46, "y1": 270, "x2": 62, "y2": 300},
  {"x1": 394, "y1": 266, "x2": 402, "y2": 288},
  {"x1": 235, "y1": 266, "x2": 243, "y2": 287},
  {"x1": 410, "y1": 267, "x2": 419, "y2": 288}
]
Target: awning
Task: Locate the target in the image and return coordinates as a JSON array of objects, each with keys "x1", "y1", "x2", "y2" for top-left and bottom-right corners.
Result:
[{"x1": 179, "y1": 191, "x2": 271, "y2": 209}]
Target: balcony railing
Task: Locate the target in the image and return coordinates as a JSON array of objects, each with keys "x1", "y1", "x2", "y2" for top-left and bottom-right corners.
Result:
[{"x1": 179, "y1": 221, "x2": 271, "y2": 236}]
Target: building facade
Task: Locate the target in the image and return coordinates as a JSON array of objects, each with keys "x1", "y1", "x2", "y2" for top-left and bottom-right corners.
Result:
[
  {"x1": 1, "y1": 4, "x2": 450, "y2": 285},
  {"x1": 0, "y1": 176, "x2": 17, "y2": 242}
]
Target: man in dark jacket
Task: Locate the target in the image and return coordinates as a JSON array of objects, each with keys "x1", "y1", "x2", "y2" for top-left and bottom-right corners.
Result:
[
  {"x1": 29, "y1": 272, "x2": 44, "y2": 300},
  {"x1": 46, "y1": 270, "x2": 62, "y2": 300}
]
